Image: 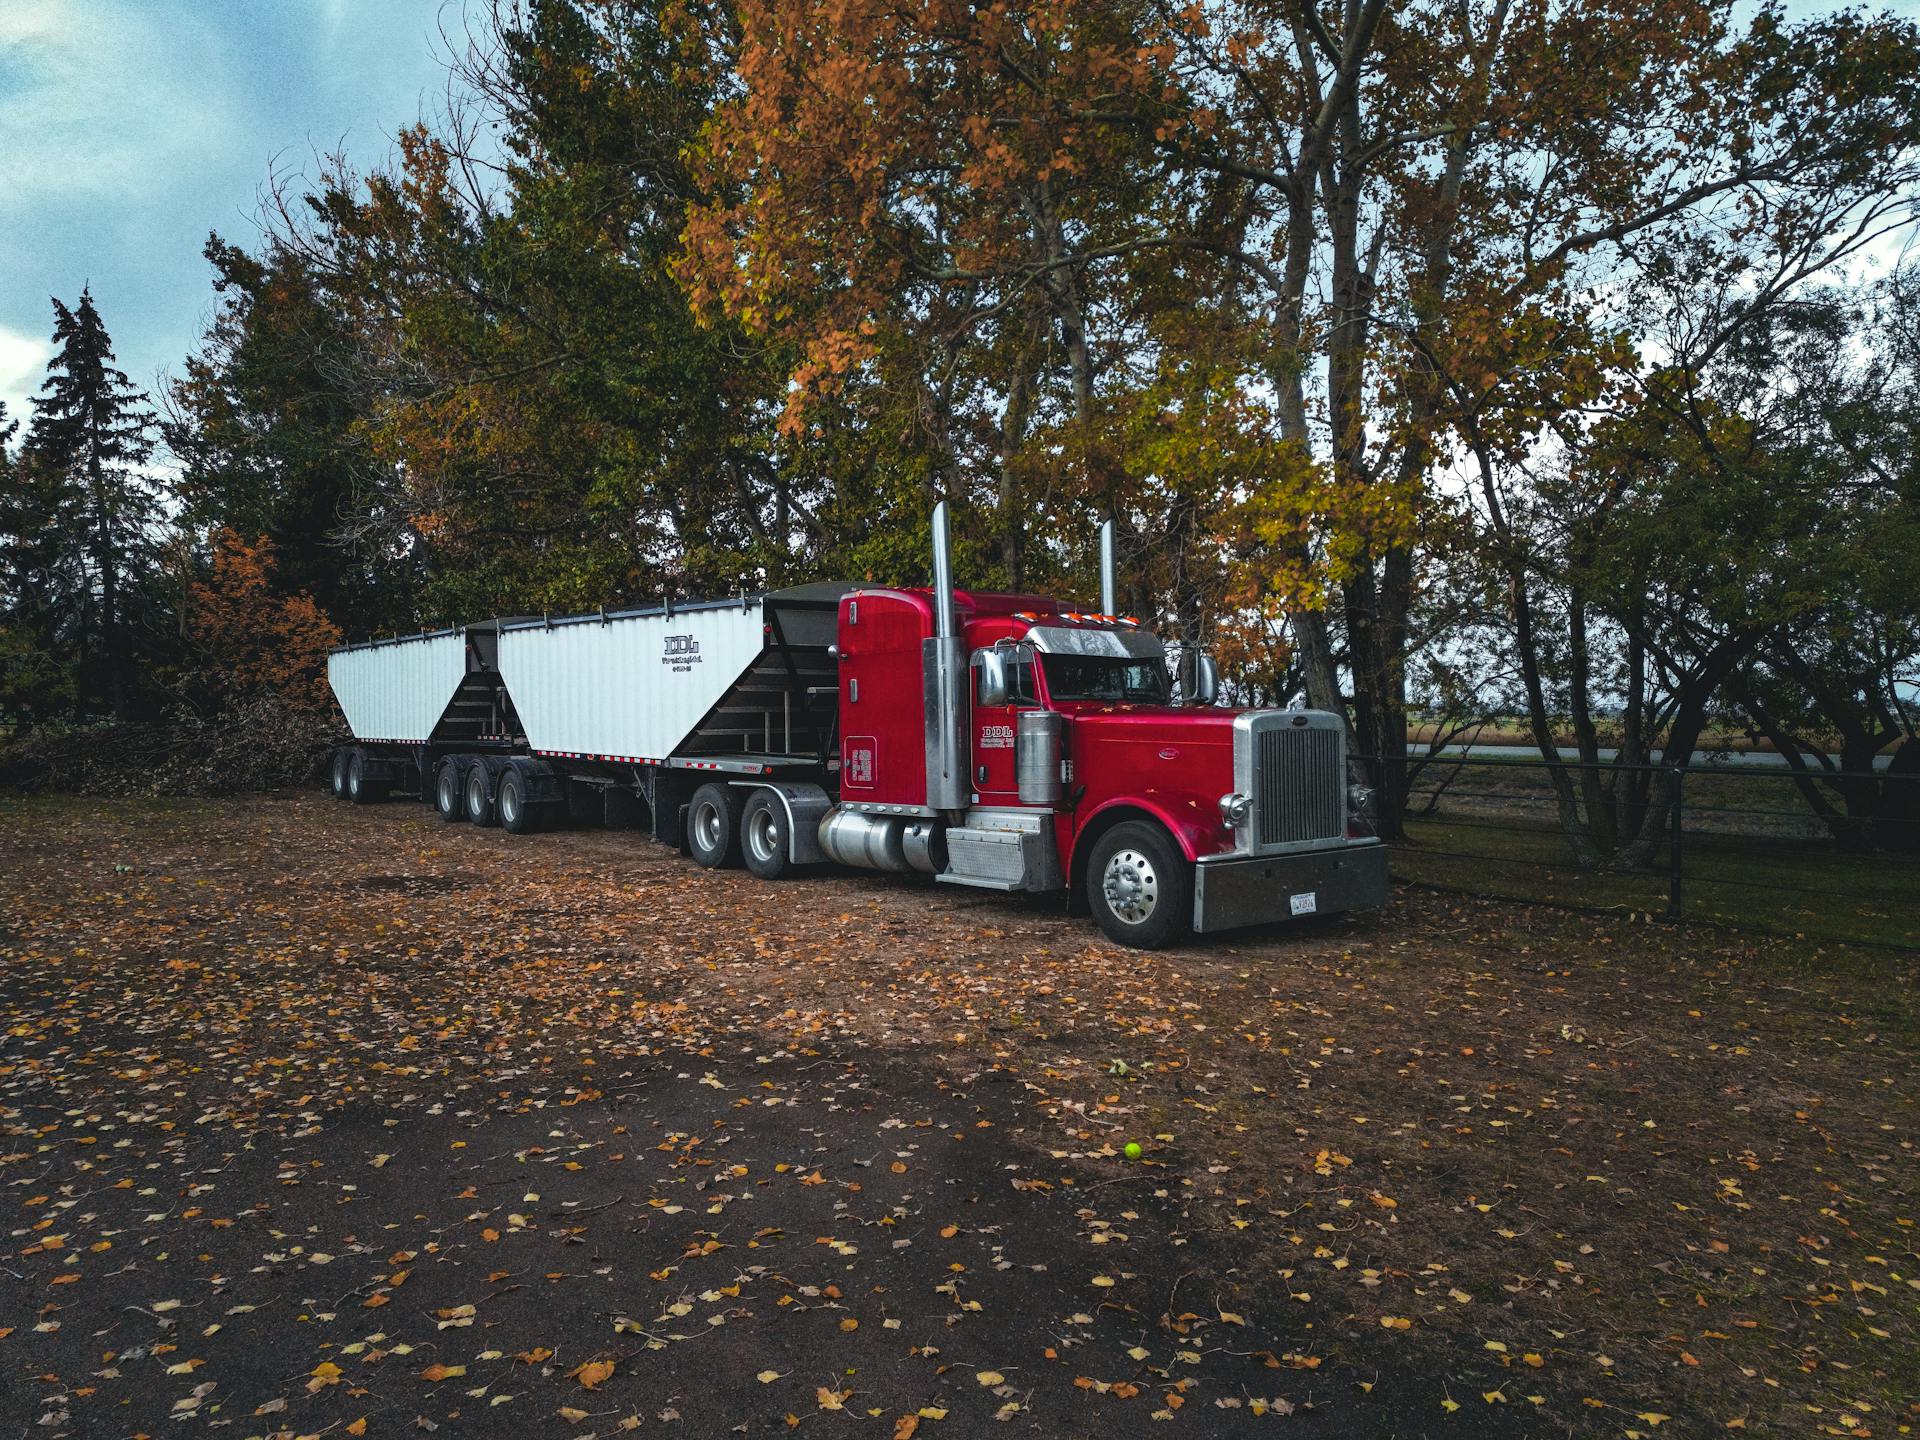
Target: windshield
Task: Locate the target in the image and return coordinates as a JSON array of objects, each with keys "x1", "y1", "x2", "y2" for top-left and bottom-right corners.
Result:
[{"x1": 1040, "y1": 654, "x2": 1171, "y2": 704}]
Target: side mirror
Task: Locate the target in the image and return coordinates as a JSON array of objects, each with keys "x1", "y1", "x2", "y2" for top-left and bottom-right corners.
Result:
[
  {"x1": 1176, "y1": 650, "x2": 1219, "y2": 706},
  {"x1": 976, "y1": 647, "x2": 1010, "y2": 708}
]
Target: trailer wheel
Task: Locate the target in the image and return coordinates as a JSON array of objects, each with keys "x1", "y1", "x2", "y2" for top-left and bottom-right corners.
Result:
[
  {"x1": 464, "y1": 762, "x2": 498, "y2": 827},
  {"x1": 347, "y1": 748, "x2": 387, "y2": 805},
  {"x1": 329, "y1": 747, "x2": 351, "y2": 799},
  {"x1": 687, "y1": 783, "x2": 743, "y2": 868},
  {"x1": 740, "y1": 790, "x2": 793, "y2": 879},
  {"x1": 434, "y1": 759, "x2": 466, "y2": 822},
  {"x1": 498, "y1": 767, "x2": 541, "y2": 835},
  {"x1": 1085, "y1": 820, "x2": 1191, "y2": 949}
]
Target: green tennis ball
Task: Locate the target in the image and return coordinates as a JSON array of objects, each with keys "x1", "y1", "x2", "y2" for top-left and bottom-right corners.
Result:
[{"x1": 1124, "y1": 1141, "x2": 1143, "y2": 1161}]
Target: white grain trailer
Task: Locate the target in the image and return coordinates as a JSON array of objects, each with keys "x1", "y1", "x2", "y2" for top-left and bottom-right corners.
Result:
[{"x1": 325, "y1": 583, "x2": 849, "y2": 854}]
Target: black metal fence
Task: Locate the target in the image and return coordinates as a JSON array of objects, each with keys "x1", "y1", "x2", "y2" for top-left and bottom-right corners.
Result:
[{"x1": 1360, "y1": 753, "x2": 1920, "y2": 952}]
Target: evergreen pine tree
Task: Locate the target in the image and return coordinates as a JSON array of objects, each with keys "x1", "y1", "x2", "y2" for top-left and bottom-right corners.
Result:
[
  {"x1": 25, "y1": 288, "x2": 159, "y2": 719},
  {"x1": 0, "y1": 404, "x2": 88, "y2": 721}
]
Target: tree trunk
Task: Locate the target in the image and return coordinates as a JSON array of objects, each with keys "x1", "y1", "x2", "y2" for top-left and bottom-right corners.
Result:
[
  {"x1": 1615, "y1": 615, "x2": 1649, "y2": 843},
  {"x1": 1474, "y1": 446, "x2": 1596, "y2": 862},
  {"x1": 89, "y1": 456, "x2": 127, "y2": 721},
  {"x1": 1510, "y1": 566, "x2": 1600, "y2": 864},
  {"x1": 1622, "y1": 634, "x2": 1755, "y2": 867},
  {"x1": 997, "y1": 314, "x2": 1044, "y2": 590},
  {"x1": 1566, "y1": 590, "x2": 1615, "y2": 853}
]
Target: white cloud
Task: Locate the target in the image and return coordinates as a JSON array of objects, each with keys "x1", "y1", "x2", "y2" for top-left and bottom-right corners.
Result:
[
  {"x1": 0, "y1": 0, "x2": 244, "y2": 205},
  {"x1": 0, "y1": 322, "x2": 51, "y2": 432}
]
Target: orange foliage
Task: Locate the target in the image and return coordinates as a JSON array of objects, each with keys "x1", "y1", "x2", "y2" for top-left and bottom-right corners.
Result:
[
  {"x1": 186, "y1": 529, "x2": 342, "y2": 712},
  {"x1": 676, "y1": 0, "x2": 1180, "y2": 433}
]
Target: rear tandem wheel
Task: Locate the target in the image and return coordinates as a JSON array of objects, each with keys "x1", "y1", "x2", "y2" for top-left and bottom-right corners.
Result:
[{"x1": 687, "y1": 782, "x2": 744, "y2": 868}]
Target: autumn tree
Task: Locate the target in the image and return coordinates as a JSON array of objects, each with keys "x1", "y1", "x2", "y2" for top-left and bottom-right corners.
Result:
[
  {"x1": 683, "y1": 0, "x2": 1920, "y2": 838},
  {"x1": 183, "y1": 529, "x2": 344, "y2": 714},
  {"x1": 677, "y1": 0, "x2": 1201, "y2": 599}
]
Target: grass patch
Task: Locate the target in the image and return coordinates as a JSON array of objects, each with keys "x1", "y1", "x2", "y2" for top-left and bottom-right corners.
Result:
[{"x1": 1397, "y1": 813, "x2": 1920, "y2": 952}]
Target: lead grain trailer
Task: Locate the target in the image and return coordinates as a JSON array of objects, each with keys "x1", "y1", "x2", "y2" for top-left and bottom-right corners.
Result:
[{"x1": 326, "y1": 506, "x2": 1389, "y2": 947}]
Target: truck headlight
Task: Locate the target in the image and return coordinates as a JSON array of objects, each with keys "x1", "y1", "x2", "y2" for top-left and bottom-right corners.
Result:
[
  {"x1": 1218, "y1": 792, "x2": 1251, "y2": 827},
  {"x1": 1346, "y1": 784, "x2": 1375, "y2": 817}
]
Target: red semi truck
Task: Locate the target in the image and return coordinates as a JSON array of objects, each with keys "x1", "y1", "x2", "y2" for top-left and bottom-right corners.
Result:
[{"x1": 325, "y1": 504, "x2": 1387, "y2": 947}]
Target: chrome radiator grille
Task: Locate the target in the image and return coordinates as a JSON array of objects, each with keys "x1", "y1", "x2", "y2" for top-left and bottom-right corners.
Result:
[{"x1": 1254, "y1": 723, "x2": 1344, "y2": 847}]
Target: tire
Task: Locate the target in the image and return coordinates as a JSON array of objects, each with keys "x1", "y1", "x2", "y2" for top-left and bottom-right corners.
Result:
[
  {"x1": 498, "y1": 767, "x2": 541, "y2": 835},
  {"x1": 1085, "y1": 820, "x2": 1192, "y2": 949},
  {"x1": 329, "y1": 747, "x2": 351, "y2": 799},
  {"x1": 435, "y1": 759, "x2": 466, "y2": 822},
  {"x1": 740, "y1": 789, "x2": 792, "y2": 879},
  {"x1": 347, "y1": 748, "x2": 387, "y2": 805},
  {"x1": 687, "y1": 782, "x2": 743, "y2": 868},
  {"x1": 464, "y1": 761, "x2": 498, "y2": 827}
]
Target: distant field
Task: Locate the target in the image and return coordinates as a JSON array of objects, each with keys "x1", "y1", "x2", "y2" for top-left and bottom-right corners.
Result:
[{"x1": 1406, "y1": 719, "x2": 1909, "y2": 760}]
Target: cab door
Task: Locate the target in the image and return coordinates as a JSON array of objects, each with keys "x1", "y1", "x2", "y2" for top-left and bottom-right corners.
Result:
[{"x1": 970, "y1": 649, "x2": 1038, "y2": 804}]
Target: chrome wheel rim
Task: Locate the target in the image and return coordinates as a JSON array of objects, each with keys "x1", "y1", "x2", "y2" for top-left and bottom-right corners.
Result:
[
  {"x1": 1102, "y1": 848, "x2": 1159, "y2": 925},
  {"x1": 693, "y1": 800, "x2": 725, "y2": 853},
  {"x1": 746, "y1": 805, "x2": 779, "y2": 864},
  {"x1": 440, "y1": 773, "x2": 457, "y2": 811},
  {"x1": 467, "y1": 773, "x2": 487, "y2": 816},
  {"x1": 500, "y1": 784, "x2": 519, "y2": 826}
]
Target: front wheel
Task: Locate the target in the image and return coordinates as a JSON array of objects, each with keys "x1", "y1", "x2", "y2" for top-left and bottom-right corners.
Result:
[
  {"x1": 1085, "y1": 820, "x2": 1192, "y2": 949},
  {"x1": 687, "y1": 783, "x2": 743, "y2": 868}
]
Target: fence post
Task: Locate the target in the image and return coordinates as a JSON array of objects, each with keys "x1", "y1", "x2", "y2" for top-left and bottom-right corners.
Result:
[{"x1": 1667, "y1": 764, "x2": 1685, "y2": 921}]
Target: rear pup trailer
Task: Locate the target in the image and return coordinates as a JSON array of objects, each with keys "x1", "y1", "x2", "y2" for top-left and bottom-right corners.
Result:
[{"x1": 325, "y1": 505, "x2": 1388, "y2": 947}]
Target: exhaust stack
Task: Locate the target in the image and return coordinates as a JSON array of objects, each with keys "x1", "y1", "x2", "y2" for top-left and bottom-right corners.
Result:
[
  {"x1": 1099, "y1": 519, "x2": 1117, "y2": 615},
  {"x1": 932, "y1": 500, "x2": 958, "y2": 640},
  {"x1": 924, "y1": 501, "x2": 968, "y2": 811}
]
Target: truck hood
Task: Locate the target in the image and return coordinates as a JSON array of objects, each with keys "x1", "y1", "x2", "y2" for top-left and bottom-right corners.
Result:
[
  {"x1": 1053, "y1": 703, "x2": 1242, "y2": 858},
  {"x1": 1050, "y1": 702, "x2": 1242, "y2": 744}
]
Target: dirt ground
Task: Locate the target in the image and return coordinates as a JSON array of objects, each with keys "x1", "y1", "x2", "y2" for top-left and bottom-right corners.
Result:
[{"x1": 1, "y1": 791, "x2": 1915, "y2": 1439}]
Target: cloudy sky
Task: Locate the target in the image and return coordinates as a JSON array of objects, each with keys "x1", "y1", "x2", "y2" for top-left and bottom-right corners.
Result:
[{"x1": 0, "y1": 0, "x2": 481, "y2": 430}]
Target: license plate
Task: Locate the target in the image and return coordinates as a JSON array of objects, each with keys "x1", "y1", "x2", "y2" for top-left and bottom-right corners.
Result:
[{"x1": 1290, "y1": 892, "x2": 1318, "y2": 917}]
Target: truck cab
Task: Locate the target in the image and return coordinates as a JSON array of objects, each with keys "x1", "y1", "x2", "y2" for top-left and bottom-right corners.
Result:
[{"x1": 827, "y1": 572, "x2": 1387, "y2": 946}]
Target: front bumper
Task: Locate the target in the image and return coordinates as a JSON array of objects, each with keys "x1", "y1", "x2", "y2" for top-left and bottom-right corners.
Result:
[{"x1": 1192, "y1": 840, "x2": 1389, "y2": 934}]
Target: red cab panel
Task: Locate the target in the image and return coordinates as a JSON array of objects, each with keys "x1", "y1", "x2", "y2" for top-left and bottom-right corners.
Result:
[{"x1": 836, "y1": 589, "x2": 932, "y2": 809}]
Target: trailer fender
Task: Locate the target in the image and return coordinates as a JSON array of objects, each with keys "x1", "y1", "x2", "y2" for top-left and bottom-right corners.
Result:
[
  {"x1": 729, "y1": 780, "x2": 832, "y2": 865},
  {"x1": 502, "y1": 756, "x2": 564, "y2": 805}
]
